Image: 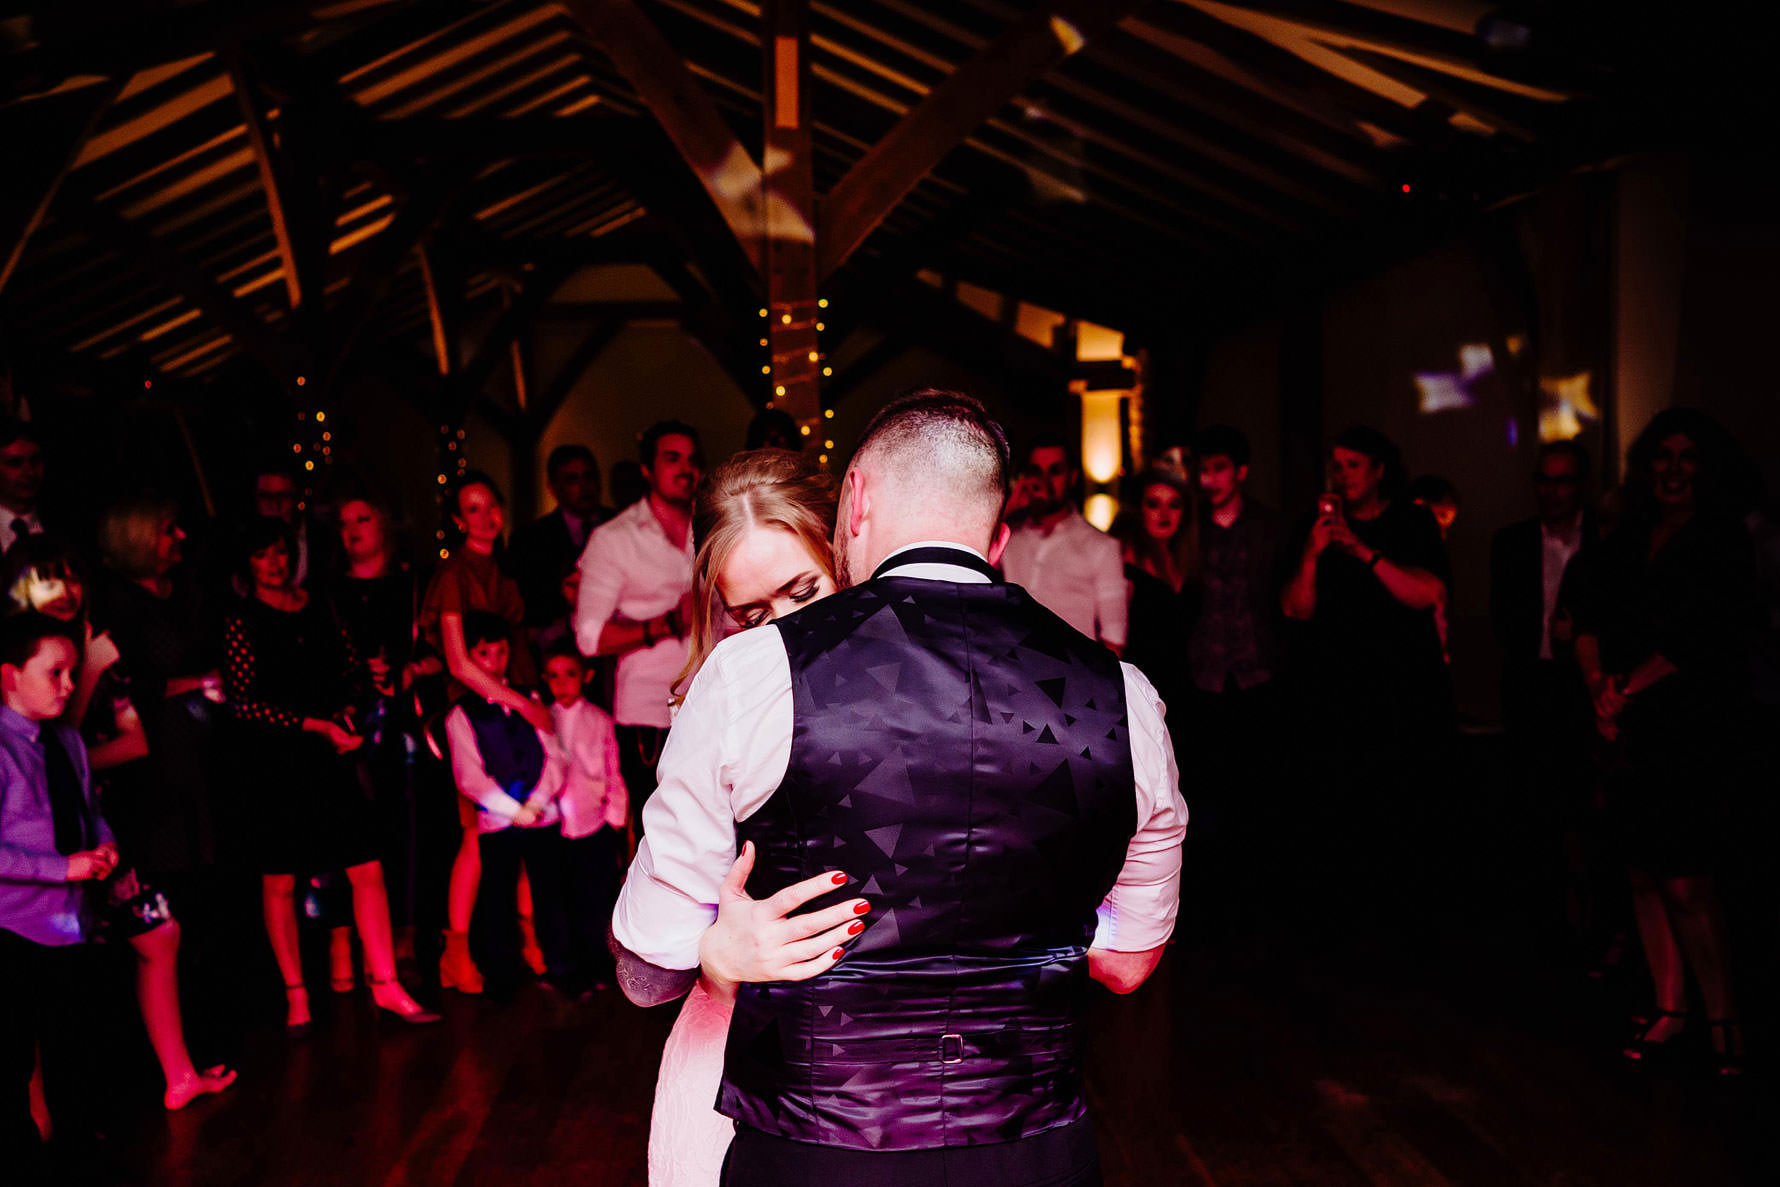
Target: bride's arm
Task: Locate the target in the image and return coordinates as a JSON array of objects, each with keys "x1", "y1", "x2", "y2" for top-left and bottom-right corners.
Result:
[{"x1": 610, "y1": 844, "x2": 870, "y2": 1008}]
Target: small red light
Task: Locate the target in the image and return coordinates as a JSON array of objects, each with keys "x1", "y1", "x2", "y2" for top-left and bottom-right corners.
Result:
[
  {"x1": 143, "y1": 380, "x2": 152, "y2": 389},
  {"x1": 1401, "y1": 183, "x2": 1412, "y2": 193}
]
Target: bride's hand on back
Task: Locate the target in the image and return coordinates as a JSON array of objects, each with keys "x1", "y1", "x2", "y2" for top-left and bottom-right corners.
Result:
[{"x1": 699, "y1": 842, "x2": 870, "y2": 998}]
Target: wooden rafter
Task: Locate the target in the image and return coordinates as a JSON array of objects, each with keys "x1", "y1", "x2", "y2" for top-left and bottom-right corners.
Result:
[
  {"x1": 817, "y1": 0, "x2": 1144, "y2": 280},
  {"x1": 226, "y1": 52, "x2": 328, "y2": 314},
  {"x1": 61, "y1": 194, "x2": 291, "y2": 378},
  {"x1": 1338, "y1": 48, "x2": 1549, "y2": 143},
  {"x1": 559, "y1": 0, "x2": 766, "y2": 274},
  {"x1": 530, "y1": 316, "x2": 626, "y2": 432},
  {"x1": 0, "y1": 80, "x2": 123, "y2": 299},
  {"x1": 763, "y1": 0, "x2": 820, "y2": 425}
]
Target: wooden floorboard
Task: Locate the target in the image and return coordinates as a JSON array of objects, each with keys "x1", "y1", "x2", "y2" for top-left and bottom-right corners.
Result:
[{"x1": 104, "y1": 931, "x2": 1772, "y2": 1187}]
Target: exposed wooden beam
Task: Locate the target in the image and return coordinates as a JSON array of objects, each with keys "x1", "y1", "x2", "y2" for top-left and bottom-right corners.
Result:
[
  {"x1": 1200, "y1": 0, "x2": 1589, "y2": 96},
  {"x1": 818, "y1": 0, "x2": 1144, "y2": 280},
  {"x1": 559, "y1": 0, "x2": 765, "y2": 274},
  {"x1": 0, "y1": 80, "x2": 122, "y2": 300},
  {"x1": 763, "y1": 0, "x2": 820, "y2": 425},
  {"x1": 1135, "y1": 1, "x2": 1450, "y2": 150},
  {"x1": 417, "y1": 235, "x2": 465, "y2": 383},
  {"x1": 323, "y1": 178, "x2": 463, "y2": 387},
  {"x1": 61, "y1": 194, "x2": 293, "y2": 379},
  {"x1": 1338, "y1": 47, "x2": 1549, "y2": 143},
  {"x1": 530, "y1": 318, "x2": 625, "y2": 431},
  {"x1": 226, "y1": 52, "x2": 329, "y2": 314},
  {"x1": 455, "y1": 262, "x2": 576, "y2": 406}
]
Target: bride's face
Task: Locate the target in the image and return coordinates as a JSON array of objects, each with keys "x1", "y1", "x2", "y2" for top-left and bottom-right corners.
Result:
[{"x1": 718, "y1": 524, "x2": 834, "y2": 630}]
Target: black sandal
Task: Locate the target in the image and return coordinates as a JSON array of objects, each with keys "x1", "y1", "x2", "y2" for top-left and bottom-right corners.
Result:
[{"x1": 1623, "y1": 1009, "x2": 1687, "y2": 1062}]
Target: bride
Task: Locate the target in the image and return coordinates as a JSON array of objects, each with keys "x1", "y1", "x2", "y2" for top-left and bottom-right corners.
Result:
[{"x1": 645, "y1": 448, "x2": 867, "y2": 1187}]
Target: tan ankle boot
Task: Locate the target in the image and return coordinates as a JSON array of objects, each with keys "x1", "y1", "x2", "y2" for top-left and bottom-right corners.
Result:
[{"x1": 439, "y1": 929, "x2": 483, "y2": 994}]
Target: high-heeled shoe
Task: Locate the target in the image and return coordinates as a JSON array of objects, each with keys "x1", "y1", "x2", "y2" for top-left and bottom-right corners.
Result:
[
  {"x1": 1707, "y1": 1019, "x2": 1745, "y2": 1077},
  {"x1": 1623, "y1": 1009, "x2": 1686, "y2": 1062},
  {"x1": 369, "y1": 976, "x2": 441, "y2": 1025},
  {"x1": 284, "y1": 983, "x2": 314, "y2": 1037}
]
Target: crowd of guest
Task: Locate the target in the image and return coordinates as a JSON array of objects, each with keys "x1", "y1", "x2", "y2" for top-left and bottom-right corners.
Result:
[{"x1": 0, "y1": 396, "x2": 1771, "y2": 1179}]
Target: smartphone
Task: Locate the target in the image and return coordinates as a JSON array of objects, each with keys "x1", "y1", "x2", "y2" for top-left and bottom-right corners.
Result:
[{"x1": 1317, "y1": 492, "x2": 1343, "y2": 520}]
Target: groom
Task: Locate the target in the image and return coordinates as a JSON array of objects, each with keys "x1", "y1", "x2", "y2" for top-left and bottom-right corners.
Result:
[{"x1": 612, "y1": 390, "x2": 1186, "y2": 1184}]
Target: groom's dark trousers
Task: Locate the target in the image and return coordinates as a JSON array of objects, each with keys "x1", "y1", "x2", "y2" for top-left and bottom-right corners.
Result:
[{"x1": 722, "y1": 1117, "x2": 1101, "y2": 1186}]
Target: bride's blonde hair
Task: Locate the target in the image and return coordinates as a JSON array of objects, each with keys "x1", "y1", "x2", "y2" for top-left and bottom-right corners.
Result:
[{"x1": 672, "y1": 448, "x2": 837, "y2": 703}]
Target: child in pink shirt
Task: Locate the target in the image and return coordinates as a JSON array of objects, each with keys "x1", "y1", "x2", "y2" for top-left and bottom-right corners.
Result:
[{"x1": 542, "y1": 644, "x2": 629, "y2": 995}]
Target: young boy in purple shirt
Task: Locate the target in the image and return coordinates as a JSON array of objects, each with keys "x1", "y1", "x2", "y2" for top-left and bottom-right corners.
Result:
[{"x1": 0, "y1": 614, "x2": 118, "y2": 1178}]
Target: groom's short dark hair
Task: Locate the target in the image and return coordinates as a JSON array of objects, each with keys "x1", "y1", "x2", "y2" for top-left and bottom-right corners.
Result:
[{"x1": 852, "y1": 388, "x2": 1011, "y2": 500}]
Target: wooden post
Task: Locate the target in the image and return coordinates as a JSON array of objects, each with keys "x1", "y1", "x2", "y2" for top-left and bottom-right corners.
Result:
[{"x1": 762, "y1": 0, "x2": 821, "y2": 434}]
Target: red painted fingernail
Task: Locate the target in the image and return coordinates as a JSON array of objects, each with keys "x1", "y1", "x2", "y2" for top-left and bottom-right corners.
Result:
[
  {"x1": 831, "y1": 872, "x2": 848, "y2": 885},
  {"x1": 831, "y1": 947, "x2": 845, "y2": 960},
  {"x1": 853, "y1": 901, "x2": 871, "y2": 915},
  {"x1": 847, "y1": 920, "x2": 865, "y2": 935}
]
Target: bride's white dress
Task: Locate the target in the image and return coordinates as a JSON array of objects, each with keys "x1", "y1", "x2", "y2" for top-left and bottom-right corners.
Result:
[{"x1": 648, "y1": 978, "x2": 736, "y2": 1187}]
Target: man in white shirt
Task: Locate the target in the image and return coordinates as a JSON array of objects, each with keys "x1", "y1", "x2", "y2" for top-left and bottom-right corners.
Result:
[
  {"x1": 573, "y1": 420, "x2": 699, "y2": 835},
  {"x1": 0, "y1": 419, "x2": 47, "y2": 554},
  {"x1": 612, "y1": 391, "x2": 1185, "y2": 1184},
  {"x1": 999, "y1": 433, "x2": 1127, "y2": 655}
]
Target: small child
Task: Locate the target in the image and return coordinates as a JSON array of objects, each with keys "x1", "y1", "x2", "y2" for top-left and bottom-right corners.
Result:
[
  {"x1": 541, "y1": 644, "x2": 628, "y2": 994},
  {"x1": 444, "y1": 611, "x2": 566, "y2": 998},
  {"x1": 0, "y1": 614, "x2": 117, "y2": 1175}
]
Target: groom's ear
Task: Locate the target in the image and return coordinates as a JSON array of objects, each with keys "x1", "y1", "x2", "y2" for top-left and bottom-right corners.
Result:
[
  {"x1": 987, "y1": 521, "x2": 1011, "y2": 567},
  {"x1": 845, "y1": 467, "x2": 868, "y2": 536}
]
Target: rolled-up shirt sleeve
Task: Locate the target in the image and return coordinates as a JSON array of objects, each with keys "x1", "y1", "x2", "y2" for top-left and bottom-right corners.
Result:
[
  {"x1": 611, "y1": 629, "x2": 793, "y2": 970},
  {"x1": 1092, "y1": 664, "x2": 1187, "y2": 951},
  {"x1": 574, "y1": 527, "x2": 625, "y2": 657}
]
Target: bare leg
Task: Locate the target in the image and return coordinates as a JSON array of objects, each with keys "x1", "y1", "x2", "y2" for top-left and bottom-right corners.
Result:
[
  {"x1": 329, "y1": 926, "x2": 355, "y2": 992},
  {"x1": 1663, "y1": 875, "x2": 1738, "y2": 1050},
  {"x1": 448, "y1": 827, "x2": 480, "y2": 934},
  {"x1": 347, "y1": 861, "x2": 435, "y2": 1020},
  {"x1": 1627, "y1": 868, "x2": 1686, "y2": 1043},
  {"x1": 262, "y1": 875, "x2": 309, "y2": 1029},
  {"x1": 130, "y1": 922, "x2": 237, "y2": 1108}
]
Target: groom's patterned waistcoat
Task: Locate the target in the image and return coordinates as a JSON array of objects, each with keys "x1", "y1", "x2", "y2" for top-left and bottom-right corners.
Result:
[{"x1": 717, "y1": 570, "x2": 1137, "y2": 1151}]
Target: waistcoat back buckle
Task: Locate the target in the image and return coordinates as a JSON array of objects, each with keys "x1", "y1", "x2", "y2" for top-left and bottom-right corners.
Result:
[{"x1": 940, "y1": 1033, "x2": 964, "y2": 1065}]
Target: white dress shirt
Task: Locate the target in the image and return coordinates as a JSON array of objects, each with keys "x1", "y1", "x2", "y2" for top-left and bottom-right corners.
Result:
[
  {"x1": 611, "y1": 545, "x2": 1187, "y2": 971},
  {"x1": 1538, "y1": 514, "x2": 1584, "y2": 660},
  {"x1": 1000, "y1": 509, "x2": 1129, "y2": 647},
  {"x1": 0, "y1": 507, "x2": 43, "y2": 556},
  {"x1": 574, "y1": 497, "x2": 695, "y2": 729},
  {"x1": 551, "y1": 698, "x2": 630, "y2": 839},
  {"x1": 444, "y1": 701, "x2": 567, "y2": 834}
]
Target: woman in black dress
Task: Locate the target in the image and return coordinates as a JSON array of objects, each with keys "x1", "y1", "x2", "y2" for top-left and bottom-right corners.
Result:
[
  {"x1": 1120, "y1": 466, "x2": 1201, "y2": 712},
  {"x1": 1572, "y1": 409, "x2": 1754, "y2": 1073},
  {"x1": 93, "y1": 495, "x2": 223, "y2": 895},
  {"x1": 223, "y1": 517, "x2": 436, "y2": 1031},
  {"x1": 328, "y1": 494, "x2": 444, "y2": 986}
]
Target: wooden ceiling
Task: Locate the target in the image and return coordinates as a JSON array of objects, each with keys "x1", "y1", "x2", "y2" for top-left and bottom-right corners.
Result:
[{"x1": 0, "y1": 1, "x2": 1664, "y2": 415}]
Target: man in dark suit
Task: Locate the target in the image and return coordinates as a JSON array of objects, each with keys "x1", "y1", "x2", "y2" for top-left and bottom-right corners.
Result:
[
  {"x1": 510, "y1": 444, "x2": 609, "y2": 629},
  {"x1": 1489, "y1": 439, "x2": 1601, "y2": 946},
  {"x1": 1490, "y1": 439, "x2": 1593, "y2": 732}
]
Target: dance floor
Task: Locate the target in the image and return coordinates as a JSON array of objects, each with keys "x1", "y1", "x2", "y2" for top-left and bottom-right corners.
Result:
[{"x1": 110, "y1": 924, "x2": 1773, "y2": 1186}]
